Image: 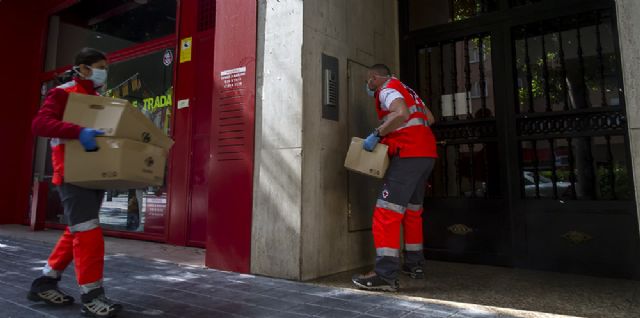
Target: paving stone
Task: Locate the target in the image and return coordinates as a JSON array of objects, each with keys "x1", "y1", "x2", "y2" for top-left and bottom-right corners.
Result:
[
  {"x1": 286, "y1": 303, "x2": 332, "y2": 316},
  {"x1": 315, "y1": 308, "x2": 363, "y2": 318},
  {"x1": 363, "y1": 306, "x2": 411, "y2": 317},
  {"x1": 0, "y1": 235, "x2": 451, "y2": 318}
]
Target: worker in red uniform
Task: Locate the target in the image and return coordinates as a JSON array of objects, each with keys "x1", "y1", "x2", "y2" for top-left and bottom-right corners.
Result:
[
  {"x1": 352, "y1": 64, "x2": 437, "y2": 292},
  {"x1": 28, "y1": 48, "x2": 122, "y2": 317}
]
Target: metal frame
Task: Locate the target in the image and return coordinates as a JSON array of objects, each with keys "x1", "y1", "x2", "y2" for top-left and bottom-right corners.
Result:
[{"x1": 399, "y1": 0, "x2": 640, "y2": 275}]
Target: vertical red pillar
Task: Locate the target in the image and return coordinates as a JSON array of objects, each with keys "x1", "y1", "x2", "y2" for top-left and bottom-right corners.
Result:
[
  {"x1": 166, "y1": 0, "x2": 197, "y2": 245},
  {"x1": 206, "y1": 0, "x2": 257, "y2": 273},
  {"x1": 0, "y1": 0, "x2": 51, "y2": 225}
]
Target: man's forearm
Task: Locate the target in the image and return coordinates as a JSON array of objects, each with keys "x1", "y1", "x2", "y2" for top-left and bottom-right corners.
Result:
[{"x1": 377, "y1": 112, "x2": 407, "y2": 136}]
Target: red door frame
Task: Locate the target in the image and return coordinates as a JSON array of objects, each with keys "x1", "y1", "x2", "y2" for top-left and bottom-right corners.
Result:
[
  {"x1": 32, "y1": 1, "x2": 181, "y2": 244},
  {"x1": 43, "y1": 36, "x2": 178, "y2": 243}
]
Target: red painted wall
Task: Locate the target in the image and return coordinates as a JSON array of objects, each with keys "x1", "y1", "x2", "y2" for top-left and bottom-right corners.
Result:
[
  {"x1": 0, "y1": 1, "x2": 259, "y2": 275},
  {"x1": 0, "y1": 0, "x2": 60, "y2": 224},
  {"x1": 206, "y1": 0, "x2": 257, "y2": 273}
]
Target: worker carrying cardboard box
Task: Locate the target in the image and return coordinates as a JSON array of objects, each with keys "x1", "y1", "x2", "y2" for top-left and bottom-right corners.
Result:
[
  {"x1": 28, "y1": 48, "x2": 122, "y2": 317},
  {"x1": 351, "y1": 64, "x2": 438, "y2": 292}
]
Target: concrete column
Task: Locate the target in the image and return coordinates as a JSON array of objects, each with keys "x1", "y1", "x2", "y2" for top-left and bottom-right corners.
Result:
[
  {"x1": 252, "y1": 0, "x2": 400, "y2": 281},
  {"x1": 251, "y1": 0, "x2": 304, "y2": 280},
  {"x1": 615, "y1": 0, "x2": 640, "y2": 231},
  {"x1": 300, "y1": 0, "x2": 399, "y2": 280}
]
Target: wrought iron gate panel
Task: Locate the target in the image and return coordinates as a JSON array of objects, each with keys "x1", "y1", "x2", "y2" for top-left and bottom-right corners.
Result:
[
  {"x1": 401, "y1": 0, "x2": 640, "y2": 277},
  {"x1": 513, "y1": 10, "x2": 633, "y2": 201}
]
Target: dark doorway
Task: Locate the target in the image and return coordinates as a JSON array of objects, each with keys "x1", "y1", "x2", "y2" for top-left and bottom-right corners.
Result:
[{"x1": 400, "y1": 0, "x2": 639, "y2": 277}]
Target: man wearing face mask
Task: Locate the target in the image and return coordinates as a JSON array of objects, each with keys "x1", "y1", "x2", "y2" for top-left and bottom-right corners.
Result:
[
  {"x1": 29, "y1": 48, "x2": 122, "y2": 317},
  {"x1": 352, "y1": 64, "x2": 437, "y2": 292}
]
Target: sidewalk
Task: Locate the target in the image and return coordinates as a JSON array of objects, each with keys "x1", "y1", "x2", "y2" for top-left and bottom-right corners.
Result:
[{"x1": 0, "y1": 225, "x2": 637, "y2": 317}]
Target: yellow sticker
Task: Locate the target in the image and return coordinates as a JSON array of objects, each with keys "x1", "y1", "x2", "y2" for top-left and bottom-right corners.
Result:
[{"x1": 180, "y1": 37, "x2": 192, "y2": 63}]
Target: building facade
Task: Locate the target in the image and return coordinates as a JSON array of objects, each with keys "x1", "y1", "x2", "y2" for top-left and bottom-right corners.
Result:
[{"x1": 1, "y1": 0, "x2": 639, "y2": 281}]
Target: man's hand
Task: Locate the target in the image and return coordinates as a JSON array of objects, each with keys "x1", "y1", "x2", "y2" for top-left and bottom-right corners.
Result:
[
  {"x1": 79, "y1": 128, "x2": 105, "y2": 151},
  {"x1": 363, "y1": 131, "x2": 380, "y2": 152}
]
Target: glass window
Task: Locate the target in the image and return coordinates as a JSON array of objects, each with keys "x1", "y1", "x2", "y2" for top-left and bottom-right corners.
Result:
[
  {"x1": 417, "y1": 35, "x2": 494, "y2": 121},
  {"x1": 514, "y1": 11, "x2": 621, "y2": 113},
  {"x1": 45, "y1": 0, "x2": 176, "y2": 71},
  {"x1": 99, "y1": 49, "x2": 174, "y2": 233},
  {"x1": 39, "y1": 49, "x2": 174, "y2": 233},
  {"x1": 408, "y1": 0, "x2": 498, "y2": 31}
]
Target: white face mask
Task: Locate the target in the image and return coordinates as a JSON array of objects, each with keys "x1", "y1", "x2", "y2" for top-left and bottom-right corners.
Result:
[
  {"x1": 87, "y1": 67, "x2": 108, "y2": 88},
  {"x1": 365, "y1": 84, "x2": 376, "y2": 97}
]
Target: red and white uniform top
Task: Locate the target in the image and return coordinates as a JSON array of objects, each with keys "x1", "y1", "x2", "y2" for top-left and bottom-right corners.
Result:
[{"x1": 375, "y1": 77, "x2": 438, "y2": 158}]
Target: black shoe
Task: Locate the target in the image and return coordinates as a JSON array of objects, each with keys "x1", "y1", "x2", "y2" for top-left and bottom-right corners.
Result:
[
  {"x1": 402, "y1": 264, "x2": 425, "y2": 279},
  {"x1": 27, "y1": 276, "x2": 75, "y2": 306},
  {"x1": 351, "y1": 271, "x2": 399, "y2": 292},
  {"x1": 81, "y1": 288, "x2": 122, "y2": 317}
]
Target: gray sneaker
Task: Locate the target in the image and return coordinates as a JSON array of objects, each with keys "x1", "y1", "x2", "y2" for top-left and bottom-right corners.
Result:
[
  {"x1": 402, "y1": 264, "x2": 425, "y2": 279},
  {"x1": 351, "y1": 271, "x2": 399, "y2": 292},
  {"x1": 27, "y1": 276, "x2": 74, "y2": 306},
  {"x1": 81, "y1": 288, "x2": 122, "y2": 318}
]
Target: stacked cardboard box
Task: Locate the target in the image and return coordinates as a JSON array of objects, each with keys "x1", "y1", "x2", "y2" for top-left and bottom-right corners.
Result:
[{"x1": 62, "y1": 93, "x2": 174, "y2": 189}]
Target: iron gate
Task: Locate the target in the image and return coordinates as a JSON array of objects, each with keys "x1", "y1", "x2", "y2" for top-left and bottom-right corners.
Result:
[{"x1": 400, "y1": 0, "x2": 639, "y2": 277}]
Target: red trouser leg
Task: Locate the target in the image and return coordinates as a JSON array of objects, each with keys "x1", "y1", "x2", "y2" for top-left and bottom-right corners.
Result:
[
  {"x1": 373, "y1": 205, "x2": 405, "y2": 257},
  {"x1": 73, "y1": 227, "x2": 105, "y2": 288},
  {"x1": 403, "y1": 205, "x2": 424, "y2": 250},
  {"x1": 45, "y1": 228, "x2": 75, "y2": 278}
]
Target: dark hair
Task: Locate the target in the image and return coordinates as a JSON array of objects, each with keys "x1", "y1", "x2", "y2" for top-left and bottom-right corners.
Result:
[
  {"x1": 57, "y1": 48, "x2": 107, "y2": 84},
  {"x1": 369, "y1": 64, "x2": 392, "y2": 76},
  {"x1": 74, "y1": 47, "x2": 107, "y2": 66}
]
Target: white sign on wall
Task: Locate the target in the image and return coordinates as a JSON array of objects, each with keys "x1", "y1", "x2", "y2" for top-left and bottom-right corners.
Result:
[{"x1": 220, "y1": 66, "x2": 247, "y2": 89}]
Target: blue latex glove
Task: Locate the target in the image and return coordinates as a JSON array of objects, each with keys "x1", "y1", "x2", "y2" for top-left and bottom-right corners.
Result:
[
  {"x1": 363, "y1": 132, "x2": 380, "y2": 152},
  {"x1": 79, "y1": 128, "x2": 105, "y2": 151}
]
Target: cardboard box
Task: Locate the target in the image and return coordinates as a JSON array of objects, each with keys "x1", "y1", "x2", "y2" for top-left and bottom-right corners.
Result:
[
  {"x1": 63, "y1": 93, "x2": 174, "y2": 149},
  {"x1": 344, "y1": 137, "x2": 389, "y2": 178},
  {"x1": 64, "y1": 138, "x2": 168, "y2": 190}
]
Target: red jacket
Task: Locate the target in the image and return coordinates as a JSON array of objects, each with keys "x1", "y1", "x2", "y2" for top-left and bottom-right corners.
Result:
[
  {"x1": 32, "y1": 78, "x2": 97, "y2": 184},
  {"x1": 375, "y1": 78, "x2": 438, "y2": 158}
]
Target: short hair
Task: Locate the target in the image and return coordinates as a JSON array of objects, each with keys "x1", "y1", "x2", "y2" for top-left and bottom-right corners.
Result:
[
  {"x1": 74, "y1": 48, "x2": 107, "y2": 66},
  {"x1": 369, "y1": 64, "x2": 391, "y2": 76}
]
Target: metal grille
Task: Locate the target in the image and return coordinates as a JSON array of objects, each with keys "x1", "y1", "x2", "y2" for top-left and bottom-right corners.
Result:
[
  {"x1": 510, "y1": 0, "x2": 543, "y2": 6},
  {"x1": 449, "y1": 0, "x2": 498, "y2": 21},
  {"x1": 513, "y1": 10, "x2": 631, "y2": 200},
  {"x1": 197, "y1": 0, "x2": 215, "y2": 32},
  {"x1": 418, "y1": 34, "x2": 498, "y2": 199},
  {"x1": 215, "y1": 89, "x2": 246, "y2": 162}
]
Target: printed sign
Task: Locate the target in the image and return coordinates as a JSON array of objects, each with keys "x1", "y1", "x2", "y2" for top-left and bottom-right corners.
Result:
[
  {"x1": 143, "y1": 195, "x2": 166, "y2": 235},
  {"x1": 220, "y1": 66, "x2": 247, "y2": 89},
  {"x1": 177, "y1": 99, "x2": 190, "y2": 109},
  {"x1": 180, "y1": 37, "x2": 192, "y2": 63},
  {"x1": 131, "y1": 91, "x2": 172, "y2": 112},
  {"x1": 163, "y1": 49, "x2": 174, "y2": 66}
]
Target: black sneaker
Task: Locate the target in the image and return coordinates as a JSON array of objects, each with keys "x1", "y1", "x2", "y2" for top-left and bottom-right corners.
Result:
[
  {"x1": 402, "y1": 264, "x2": 425, "y2": 279},
  {"x1": 81, "y1": 288, "x2": 122, "y2": 318},
  {"x1": 27, "y1": 276, "x2": 75, "y2": 306},
  {"x1": 351, "y1": 271, "x2": 399, "y2": 292}
]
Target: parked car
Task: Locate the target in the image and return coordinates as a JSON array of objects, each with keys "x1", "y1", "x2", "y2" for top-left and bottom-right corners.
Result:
[{"x1": 523, "y1": 171, "x2": 573, "y2": 198}]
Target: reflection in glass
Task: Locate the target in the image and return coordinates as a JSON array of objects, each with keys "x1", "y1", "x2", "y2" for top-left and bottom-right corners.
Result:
[
  {"x1": 97, "y1": 49, "x2": 174, "y2": 233},
  {"x1": 44, "y1": 0, "x2": 177, "y2": 71},
  {"x1": 514, "y1": 12, "x2": 621, "y2": 113},
  {"x1": 520, "y1": 136, "x2": 632, "y2": 201},
  {"x1": 418, "y1": 36, "x2": 494, "y2": 121}
]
